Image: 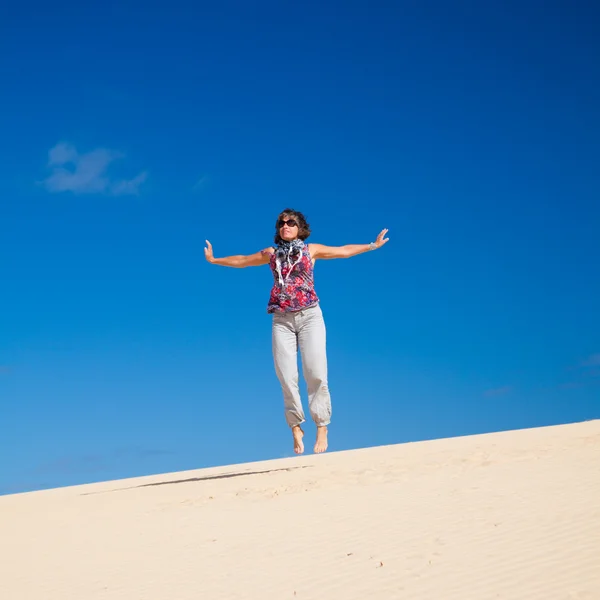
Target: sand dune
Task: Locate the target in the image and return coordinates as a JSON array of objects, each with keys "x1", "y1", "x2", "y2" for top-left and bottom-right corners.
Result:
[{"x1": 1, "y1": 420, "x2": 599, "y2": 599}]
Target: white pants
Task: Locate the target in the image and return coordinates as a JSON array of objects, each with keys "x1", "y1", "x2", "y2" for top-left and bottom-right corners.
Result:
[{"x1": 272, "y1": 304, "x2": 332, "y2": 428}]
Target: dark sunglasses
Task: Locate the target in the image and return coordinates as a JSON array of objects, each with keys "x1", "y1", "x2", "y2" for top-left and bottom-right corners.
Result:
[{"x1": 278, "y1": 218, "x2": 298, "y2": 228}]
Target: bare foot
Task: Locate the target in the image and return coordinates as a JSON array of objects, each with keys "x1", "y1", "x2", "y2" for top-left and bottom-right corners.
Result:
[
  {"x1": 292, "y1": 425, "x2": 304, "y2": 454},
  {"x1": 314, "y1": 426, "x2": 328, "y2": 453}
]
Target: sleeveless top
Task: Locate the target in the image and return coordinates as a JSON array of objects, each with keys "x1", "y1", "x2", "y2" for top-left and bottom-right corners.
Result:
[{"x1": 266, "y1": 240, "x2": 319, "y2": 313}]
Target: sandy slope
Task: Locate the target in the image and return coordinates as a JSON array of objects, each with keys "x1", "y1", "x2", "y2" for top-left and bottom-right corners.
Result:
[{"x1": 1, "y1": 421, "x2": 599, "y2": 600}]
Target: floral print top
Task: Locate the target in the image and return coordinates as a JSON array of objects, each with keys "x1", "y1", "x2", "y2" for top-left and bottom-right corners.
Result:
[{"x1": 266, "y1": 240, "x2": 319, "y2": 313}]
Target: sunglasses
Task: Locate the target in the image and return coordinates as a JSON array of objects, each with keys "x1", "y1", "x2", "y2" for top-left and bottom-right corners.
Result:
[{"x1": 278, "y1": 218, "x2": 298, "y2": 228}]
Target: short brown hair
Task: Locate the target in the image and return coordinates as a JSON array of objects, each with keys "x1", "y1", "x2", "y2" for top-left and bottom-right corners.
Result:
[{"x1": 273, "y1": 208, "x2": 311, "y2": 245}]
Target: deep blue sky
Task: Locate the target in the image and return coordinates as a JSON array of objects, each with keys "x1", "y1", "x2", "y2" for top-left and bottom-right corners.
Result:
[{"x1": 1, "y1": 1, "x2": 599, "y2": 495}]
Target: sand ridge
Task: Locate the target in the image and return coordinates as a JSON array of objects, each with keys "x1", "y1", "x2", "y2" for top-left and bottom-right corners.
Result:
[{"x1": 1, "y1": 420, "x2": 599, "y2": 599}]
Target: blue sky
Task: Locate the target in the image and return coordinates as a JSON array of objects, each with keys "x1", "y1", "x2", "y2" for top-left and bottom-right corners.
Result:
[{"x1": 1, "y1": 1, "x2": 599, "y2": 495}]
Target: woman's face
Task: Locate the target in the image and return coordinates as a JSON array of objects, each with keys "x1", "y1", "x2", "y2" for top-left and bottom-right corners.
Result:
[{"x1": 278, "y1": 215, "x2": 299, "y2": 241}]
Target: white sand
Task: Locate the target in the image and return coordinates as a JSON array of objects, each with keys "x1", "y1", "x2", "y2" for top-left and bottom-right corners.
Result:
[{"x1": 1, "y1": 420, "x2": 599, "y2": 599}]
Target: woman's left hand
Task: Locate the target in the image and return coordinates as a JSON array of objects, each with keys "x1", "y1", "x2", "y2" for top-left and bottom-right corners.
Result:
[{"x1": 374, "y1": 228, "x2": 389, "y2": 249}]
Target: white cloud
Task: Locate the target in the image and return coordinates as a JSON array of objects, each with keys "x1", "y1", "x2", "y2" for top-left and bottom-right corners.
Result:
[{"x1": 42, "y1": 142, "x2": 147, "y2": 196}]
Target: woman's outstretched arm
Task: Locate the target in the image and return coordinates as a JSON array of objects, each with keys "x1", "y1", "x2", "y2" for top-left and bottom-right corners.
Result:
[
  {"x1": 310, "y1": 229, "x2": 389, "y2": 259},
  {"x1": 204, "y1": 240, "x2": 273, "y2": 268}
]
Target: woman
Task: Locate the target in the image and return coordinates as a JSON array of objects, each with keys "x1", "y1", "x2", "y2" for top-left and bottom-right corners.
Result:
[{"x1": 204, "y1": 209, "x2": 389, "y2": 455}]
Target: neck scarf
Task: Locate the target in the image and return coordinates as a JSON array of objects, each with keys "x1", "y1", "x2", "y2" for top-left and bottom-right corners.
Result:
[{"x1": 273, "y1": 239, "x2": 305, "y2": 288}]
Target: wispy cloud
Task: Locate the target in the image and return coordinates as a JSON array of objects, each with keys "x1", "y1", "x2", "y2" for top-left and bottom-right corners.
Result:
[
  {"x1": 576, "y1": 353, "x2": 600, "y2": 379},
  {"x1": 558, "y1": 353, "x2": 600, "y2": 390},
  {"x1": 110, "y1": 172, "x2": 148, "y2": 195},
  {"x1": 112, "y1": 447, "x2": 174, "y2": 461},
  {"x1": 2, "y1": 448, "x2": 175, "y2": 496},
  {"x1": 559, "y1": 381, "x2": 584, "y2": 390},
  {"x1": 31, "y1": 454, "x2": 107, "y2": 477},
  {"x1": 483, "y1": 385, "x2": 513, "y2": 398},
  {"x1": 582, "y1": 353, "x2": 600, "y2": 368},
  {"x1": 0, "y1": 483, "x2": 35, "y2": 496},
  {"x1": 30, "y1": 446, "x2": 174, "y2": 477},
  {"x1": 42, "y1": 142, "x2": 147, "y2": 196},
  {"x1": 192, "y1": 174, "x2": 208, "y2": 192}
]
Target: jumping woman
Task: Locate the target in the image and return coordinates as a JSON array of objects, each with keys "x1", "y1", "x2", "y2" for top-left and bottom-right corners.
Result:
[{"x1": 204, "y1": 209, "x2": 389, "y2": 454}]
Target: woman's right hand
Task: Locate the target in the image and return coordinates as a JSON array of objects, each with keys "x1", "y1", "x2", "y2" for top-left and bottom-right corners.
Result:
[{"x1": 204, "y1": 240, "x2": 215, "y2": 263}]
